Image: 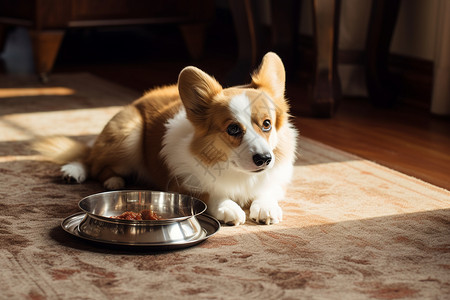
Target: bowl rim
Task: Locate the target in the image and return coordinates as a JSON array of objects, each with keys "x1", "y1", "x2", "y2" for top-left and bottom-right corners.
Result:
[{"x1": 78, "y1": 190, "x2": 207, "y2": 224}]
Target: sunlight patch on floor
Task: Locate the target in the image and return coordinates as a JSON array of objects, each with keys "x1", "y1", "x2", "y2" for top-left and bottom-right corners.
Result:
[
  {"x1": 0, "y1": 106, "x2": 122, "y2": 142},
  {"x1": 0, "y1": 87, "x2": 75, "y2": 98}
]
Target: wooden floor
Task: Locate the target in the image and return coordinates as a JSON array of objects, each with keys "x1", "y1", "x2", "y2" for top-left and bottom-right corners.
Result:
[{"x1": 2, "y1": 14, "x2": 449, "y2": 191}]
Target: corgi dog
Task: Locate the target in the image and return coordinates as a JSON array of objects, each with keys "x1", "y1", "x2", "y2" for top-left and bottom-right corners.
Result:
[{"x1": 34, "y1": 52, "x2": 298, "y2": 225}]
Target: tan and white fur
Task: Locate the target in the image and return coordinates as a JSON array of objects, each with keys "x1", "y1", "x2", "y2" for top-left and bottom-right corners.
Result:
[{"x1": 34, "y1": 52, "x2": 298, "y2": 225}]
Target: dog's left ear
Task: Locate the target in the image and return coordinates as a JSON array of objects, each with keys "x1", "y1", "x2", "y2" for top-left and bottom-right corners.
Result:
[{"x1": 251, "y1": 52, "x2": 286, "y2": 100}]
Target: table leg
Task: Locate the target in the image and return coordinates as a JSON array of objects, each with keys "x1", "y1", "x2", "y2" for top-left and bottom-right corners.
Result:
[
  {"x1": 29, "y1": 29, "x2": 65, "y2": 82},
  {"x1": 310, "y1": 0, "x2": 342, "y2": 117},
  {"x1": 365, "y1": 0, "x2": 401, "y2": 107}
]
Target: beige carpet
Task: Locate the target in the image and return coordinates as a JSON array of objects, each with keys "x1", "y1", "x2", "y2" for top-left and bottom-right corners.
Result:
[{"x1": 0, "y1": 73, "x2": 449, "y2": 299}]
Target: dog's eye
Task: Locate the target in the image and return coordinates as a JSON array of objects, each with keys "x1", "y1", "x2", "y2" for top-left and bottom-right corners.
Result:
[
  {"x1": 227, "y1": 123, "x2": 243, "y2": 137},
  {"x1": 262, "y1": 119, "x2": 271, "y2": 132}
]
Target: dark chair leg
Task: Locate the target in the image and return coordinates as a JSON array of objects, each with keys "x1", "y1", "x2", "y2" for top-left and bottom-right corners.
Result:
[
  {"x1": 310, "y1": 0, "x2": 342, "y2": 117},
  {"x1": 365, "y1": 0, "x2": 401, "y2": 107},
  {"x1": 270, "y1": 0, "x2": 300, "y2": 80},
  {"x1": 227, "y1": 0, "x2": 262, "y2": 86}
]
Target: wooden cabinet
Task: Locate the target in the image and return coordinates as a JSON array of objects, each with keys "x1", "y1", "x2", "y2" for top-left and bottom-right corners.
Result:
[{"x1": 0, "y1": 0, "x2": 214, "y2": 80}]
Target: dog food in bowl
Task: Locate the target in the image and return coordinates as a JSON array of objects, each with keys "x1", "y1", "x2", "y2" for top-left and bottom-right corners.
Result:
[{"x1": 111, "y1": 210, "x2": 161, "y2": 220}]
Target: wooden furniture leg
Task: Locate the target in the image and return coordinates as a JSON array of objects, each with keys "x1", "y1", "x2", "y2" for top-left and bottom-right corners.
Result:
[
  {"x1": 227, "y1": 0, "x2": 262, "y2": 85},
  {"x1": 270, "y1": 0, "x2": 300, "y2": 80},
  {"x1": 310, "y1": 0, "x2": 342, "y2": 117},
  {"x1": 365, "y1": 0, "x2": 401, "y2": 107},
  {"x1": 29, "y1": 30, "x2": 65, "y2": 82}
]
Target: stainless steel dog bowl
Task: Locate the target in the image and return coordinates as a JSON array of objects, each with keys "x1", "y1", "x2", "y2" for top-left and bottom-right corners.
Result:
[{"x1": 77, "y1": 190, "x2": 207, "y2": 245}]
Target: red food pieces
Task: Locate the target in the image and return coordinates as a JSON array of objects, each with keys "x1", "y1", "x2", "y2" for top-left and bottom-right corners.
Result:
[
  {"x1": 112, "y1": 211, "x2": 142, "y2": 220},
  {"x1": 140, "y1": 209, "x2": 160, "y2": 220},
  {"x1": 111, "y1": 210, "x2": 161, "y2": 220}
]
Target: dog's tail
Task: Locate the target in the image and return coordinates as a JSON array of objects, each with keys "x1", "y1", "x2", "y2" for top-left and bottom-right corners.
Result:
[{"x1": 32, "y1": 136, "x2": 90, "y2": 164}]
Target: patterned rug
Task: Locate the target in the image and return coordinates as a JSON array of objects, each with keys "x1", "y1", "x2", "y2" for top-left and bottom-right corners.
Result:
[{"x1": 1, "y1": 73, "x2": 449, "y2": 299}]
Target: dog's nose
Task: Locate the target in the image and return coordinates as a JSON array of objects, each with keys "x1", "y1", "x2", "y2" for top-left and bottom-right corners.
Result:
[{"x1": 252, "y1": 153, "x2": 272, "y2": 167}]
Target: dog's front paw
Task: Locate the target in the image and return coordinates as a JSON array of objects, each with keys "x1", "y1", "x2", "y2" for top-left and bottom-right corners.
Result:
[
  {"x1": 103, "y1": 176, "x2": 125, "y2": 190},
  {"x1": 250, "y1": 200, "x2": 282, "y2": 225},
  {"x1": 211, "y1": 200, "x2": 246, "y2": 226},
  {"x1": 61, "y1": 162, "x2": 87, "y2": 183}
]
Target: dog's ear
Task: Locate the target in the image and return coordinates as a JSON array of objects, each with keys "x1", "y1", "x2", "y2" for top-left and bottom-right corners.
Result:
[
  {"x1": 251, "y1": 52, "x2": 286, "y2": 100},
  {"x1": 252, "y1": 52, "x2": 289, "y2": 130},
  {"x1": 178, "y1": 66, "x2": 222, "y2": 126}
]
